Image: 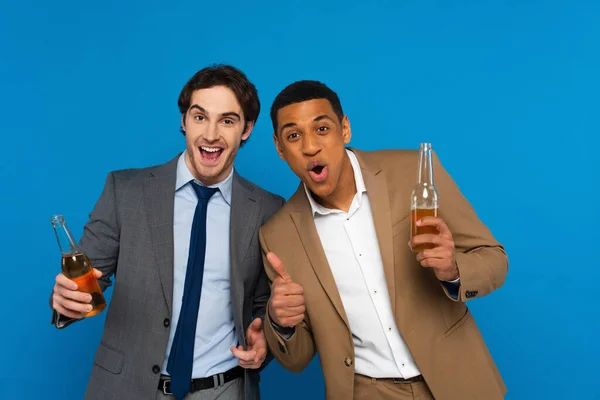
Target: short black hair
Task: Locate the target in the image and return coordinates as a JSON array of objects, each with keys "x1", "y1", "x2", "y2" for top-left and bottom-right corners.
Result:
[
  {"x1": 178, "y1": 64, "x2": 260, "y2": 145},
  {"x1": 270, "y1": 80, "x2": 344, "y2": 133}
]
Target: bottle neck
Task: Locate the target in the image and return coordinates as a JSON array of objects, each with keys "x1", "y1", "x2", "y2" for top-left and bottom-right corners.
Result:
[
  {"x1": 51, "y1": 215, "x2": 80, "y2": 255},
  {"x1": 417, "y1": 143, "x2": 434, "y2": 185}
]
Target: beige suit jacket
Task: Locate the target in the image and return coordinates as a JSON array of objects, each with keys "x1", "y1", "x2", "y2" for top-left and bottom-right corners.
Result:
[{"x1": 260, "y1": 148, "x2": 508, "y2": 400}]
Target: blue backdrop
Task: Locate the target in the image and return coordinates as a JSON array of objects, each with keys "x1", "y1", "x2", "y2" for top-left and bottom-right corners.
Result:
[{"x1": 1, "y1": 1, "x2": 598, "y2": 399}]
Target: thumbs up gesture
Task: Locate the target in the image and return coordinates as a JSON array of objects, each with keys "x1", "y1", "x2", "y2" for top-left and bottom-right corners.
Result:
[{"x1": 267, "y1": 252, "x2": 306, "y2": 328}]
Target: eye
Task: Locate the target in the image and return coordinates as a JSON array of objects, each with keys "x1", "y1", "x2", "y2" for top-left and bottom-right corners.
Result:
[
  {"x1": 193, "y1": 115, "x2": 205, "y2": 122},
  {"x1": 222, "y1": 119, "x2": 234, "y2": 125},
  {"x1": 317, "y1": 126, "x2": 329, "y2": 133},
  {"x1": 287, "y1": 132, "x2": 300, "y2": 141}
]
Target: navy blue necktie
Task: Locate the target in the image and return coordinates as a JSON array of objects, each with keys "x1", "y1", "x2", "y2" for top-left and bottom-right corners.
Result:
[{"x1": 167, "y1": 182, "x2": 218, "y2": 400}]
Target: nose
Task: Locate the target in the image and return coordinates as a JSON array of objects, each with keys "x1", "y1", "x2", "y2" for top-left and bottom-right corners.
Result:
[
  {"x1": 302, "y1": 132, "x2": 320, "y2": 156},
  {"x1": 204, "y1": 121, "x2": 220, "y2": 142}
]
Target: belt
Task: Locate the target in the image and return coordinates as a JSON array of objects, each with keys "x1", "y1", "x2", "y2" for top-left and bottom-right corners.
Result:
[
  {"x1": 158, "y1": 366, "x2": 244, "y2": 395},
  {"x1": 391, "y1": 375, "x2": 424, "y2": 384},
  {"x1": 358, "y1": 374, "x2": 424, "y2": 384}
]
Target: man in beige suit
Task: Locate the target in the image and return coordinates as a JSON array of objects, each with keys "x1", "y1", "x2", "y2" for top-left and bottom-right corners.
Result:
[{"x1": 259, "y1": 80, "x2": 508, "y2": 400}]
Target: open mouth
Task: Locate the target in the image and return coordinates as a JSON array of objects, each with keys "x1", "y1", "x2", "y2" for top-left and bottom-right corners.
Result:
[
  {"x1": 199, "y1": 146, "x2": 224, "y2": 164},
  {"x1": 308, "y1": 163, "x2": 328, "y2": 183}
]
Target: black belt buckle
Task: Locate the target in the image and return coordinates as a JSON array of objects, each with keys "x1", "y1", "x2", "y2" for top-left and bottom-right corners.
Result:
[{"x1": 162, "y1": 379, "x2": 173, "y2": 395}]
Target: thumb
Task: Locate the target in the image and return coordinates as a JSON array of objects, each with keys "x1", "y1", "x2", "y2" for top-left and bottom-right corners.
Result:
[
  {"x1": 267, "y1": 252, "x2": 291, "y2": 282},
  {"x1": 93, "y1": 268, "x2": 102, "y2": 279},
  {"x1": 249, "y1": 317, "x2": 262, "y2": 334}
]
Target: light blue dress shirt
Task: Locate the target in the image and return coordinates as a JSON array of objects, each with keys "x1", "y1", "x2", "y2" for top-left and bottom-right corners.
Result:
[{"x1": 161, "y1": 153, "x2": 239, "y2": 378}]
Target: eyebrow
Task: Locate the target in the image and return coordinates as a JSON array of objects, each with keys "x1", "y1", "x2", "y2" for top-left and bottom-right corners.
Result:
[
  {"x1": 189, "y1": 104, "x2": 207, "y2": 113},
  {"x1": 188, "y1": 105, "x2": 241, "y2": 120},
  {"x1": 221, "y1": 112, "x2": 241, "y2": 120},
  {"x1": 314, "y1": 115, "x2": 334, "y2": 123},
  {"x1": 279, "y1": 114, "x2": 335, "y2": 134}
]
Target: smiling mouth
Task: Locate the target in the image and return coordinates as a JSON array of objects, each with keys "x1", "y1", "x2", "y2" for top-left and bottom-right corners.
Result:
[{"x1": 199, "y1": 146, "x2": 224, "y2": 163}]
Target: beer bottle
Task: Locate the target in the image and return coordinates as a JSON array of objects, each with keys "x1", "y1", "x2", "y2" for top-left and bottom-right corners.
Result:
[
  {"x1": 410, "y1": 142, "x2": 439, "y2": 253},
  {"x1": 51, "y1": 214, "x2": 106, "y2": 317}
]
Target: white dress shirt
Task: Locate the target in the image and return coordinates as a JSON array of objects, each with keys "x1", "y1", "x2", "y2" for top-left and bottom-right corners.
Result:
[{"x1": 304, "y1": 149, "x2": 421, "y2": 378}]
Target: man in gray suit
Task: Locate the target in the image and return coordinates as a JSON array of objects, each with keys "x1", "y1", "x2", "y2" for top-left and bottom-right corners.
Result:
[{"x1": 50, "y1": 65, "x2": 285, "y2": 400}]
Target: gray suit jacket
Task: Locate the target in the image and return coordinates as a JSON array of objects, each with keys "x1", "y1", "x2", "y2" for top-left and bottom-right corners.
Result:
[{"x1": 51, "y1": 154, "x2": 285, "y2": 400}]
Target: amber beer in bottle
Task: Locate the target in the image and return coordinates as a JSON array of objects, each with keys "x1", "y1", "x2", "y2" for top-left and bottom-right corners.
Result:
[
  {"x1": 410, "y1": 142, "x2": 439, "y2": 253},
  {"x1": 51, "y1": 214, "x2": 106, "y2": 317}
]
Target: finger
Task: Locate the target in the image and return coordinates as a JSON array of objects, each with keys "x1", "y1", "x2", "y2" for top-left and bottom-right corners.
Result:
[
  {"x1": 248, "y1": 317, "x2": 262, "y2": 333},
  {"x1": 254, "y1": 346, "x2": 267, "y2": 363},
  {"x1": 57, "y1": 286, "x2": 93, "y2": 303},
  {"x1": 267, "y1": 252, "x2": 291, "y2": 282},
  {"x1": 419, "y1": 257, "x2": 453, "y2": 269},
  {"x1": 279, "y1": 314, "x2": 305, "y2": 328},
  {"x1": 409, "y1": 234, "x2": 445, "y2": 248},
  {"x1": 273, "y1": 282, "x2": 304, "y2": 296},
  {"x1": 271, "y1": 295, "x2": 305, "y2": 309},
  {"x1": 60, "y1": 298, "x2": 94, "y2": 314},
  {"x1": 416, "y1": 247, "x2": 454, "y2": 262},
  {"x1": 53, "y1": 301, "x2": 87, "y2": 319},
  {"x1": 417, "y1": 217, "x2": 452, "y2": 237},
  {"x1": 239, "y1": 360, "x2": 261, "y2": 369},
  {"x1": 55, "y1": 273, "x2": 78, "y2": 291},
  {"x1": 93, "y1": 268, "x2": 102, "y2": 279},
  {"x1": 270, "y1": 304, "x2": 306, "y2": 317},
  {"x1": 230, "y1": 347, "x2": 257, "y2": 362}
]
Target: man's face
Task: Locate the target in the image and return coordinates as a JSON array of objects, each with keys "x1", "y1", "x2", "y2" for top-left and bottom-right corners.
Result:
[
  {"x1": 274, "y1": 98, "x2": 351, "y2": 200},
  {"x1": 182, "y1": 85, "x2": 252, "y2": 186}
]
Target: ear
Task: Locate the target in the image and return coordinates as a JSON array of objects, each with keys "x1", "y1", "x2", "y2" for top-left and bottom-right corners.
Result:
[
  {"x1": 341, "y1": 115, "x2": 352, "y2": 144},
  {"x1": 273, "y1": 133, "x2": 285, "y2": 160},
  {"x1": 241, "y1": 121, "x2": 254, "y2": 141},
  {"x1": 181, "y1": 114, "x2": 186, "y2": 134}
]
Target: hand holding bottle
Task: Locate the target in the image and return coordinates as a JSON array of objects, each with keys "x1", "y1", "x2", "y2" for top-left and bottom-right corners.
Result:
[
  {"x1": 51, "y1": 214, "x2": 107, "y2": 319},
  {"x1": 409, "y1": 217, "x2": 459, "y2": 281},
  {"x1": 52, "y1": 268, "x2": 103, "y2": 319}
]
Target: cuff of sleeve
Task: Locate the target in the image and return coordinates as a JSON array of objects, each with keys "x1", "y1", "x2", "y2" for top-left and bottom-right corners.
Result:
[
  {"x1": 51, "y1": 309, "x2": 80, "y2": 329},
  {"x1": 270, "y1": 318, "x2": 296, "y2": 340},
  {"x1": 441, "y1": 278, "x2": 461, "y2": 300}
]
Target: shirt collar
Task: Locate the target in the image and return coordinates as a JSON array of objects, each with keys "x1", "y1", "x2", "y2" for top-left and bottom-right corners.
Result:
[
  {"x1": 304, "y1": 149, "x2": 366, "y2": 216},
  {"x1": 175, "y1": 152, "x2": 234, "y2": 205}
]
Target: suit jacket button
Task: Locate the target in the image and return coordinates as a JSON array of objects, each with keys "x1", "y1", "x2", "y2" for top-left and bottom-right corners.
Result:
[
  {"x1": 344, "y1": 357, "x2": 353, "y2": 367},
  {"x1": 152, "y1": 365, "x2": 160, "y2": 374},
  {"x1": 163, "y1": 318, "x2": 170, "y2": 327}
]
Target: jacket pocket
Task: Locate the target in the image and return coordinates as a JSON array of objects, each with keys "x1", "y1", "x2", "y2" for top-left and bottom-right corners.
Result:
[
  {"x1": 443, "y1": 308, "x2": 471, "y2": 338},
  {"x1": 94, "y1": 342, "x2": 124, "y2": 374}
]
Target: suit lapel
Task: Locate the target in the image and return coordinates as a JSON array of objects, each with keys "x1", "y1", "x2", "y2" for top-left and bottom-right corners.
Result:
[
  {"x1": 353, "y1": 149, "x2": 397, "y2": 316},
  {"x1": 229, "y1": 171, "x2": 261, "y2": 346},
  {"x1": 144, "y1": 156, "x2": 178, "y2": 315},
  {"x1": 290, "y1": 189, "x2": 350, "y2": 330}
]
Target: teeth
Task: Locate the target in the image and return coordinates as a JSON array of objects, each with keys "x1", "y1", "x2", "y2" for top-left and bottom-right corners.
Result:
[{"x1": 201, "y1": 147, "x2": 221, "y2": 153}]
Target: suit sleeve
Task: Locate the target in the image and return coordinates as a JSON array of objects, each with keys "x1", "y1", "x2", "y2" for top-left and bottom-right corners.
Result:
[
  {"x1": 432, "y1": 151, "x2": 509, "y2": 302},
  {"x1": 249, "y1": 195, "x2": 287, "y2": 371},
  {"x1": 50, "y1": 172, "x2": 120, "y2": 328},
  {"x1": 252, "y1": 195, "x2": 286, "y2": 322},
  {"x1": 259, "y1": 227, "x2": 317, "y2": 374}
]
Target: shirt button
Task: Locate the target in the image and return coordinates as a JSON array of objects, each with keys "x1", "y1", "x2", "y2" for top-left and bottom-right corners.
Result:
[
  {"x1": 163, "y1": 318, "x2": 170, "y2": 327},
  {"x1": 152, "y1": 365, "x2": 160, "y2": 374},
  {"x1": 344, "y1": 357, "x2": 353, "y2": 367}
]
